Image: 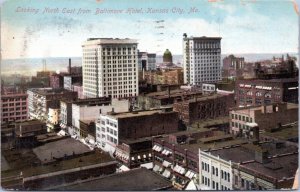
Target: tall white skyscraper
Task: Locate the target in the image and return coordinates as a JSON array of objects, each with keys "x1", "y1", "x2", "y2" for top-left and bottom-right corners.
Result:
[
  {"x1": 183, "y1": 33, "x2": 222, "y2": 86},
  {"x1": 82, "y1": 38, "x2": 139, "y2": 99}
]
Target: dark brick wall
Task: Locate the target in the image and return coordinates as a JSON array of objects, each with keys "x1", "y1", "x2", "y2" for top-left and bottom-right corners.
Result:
[{"x1": 118, "y1": 111, "x2": 179, "y2": 140}]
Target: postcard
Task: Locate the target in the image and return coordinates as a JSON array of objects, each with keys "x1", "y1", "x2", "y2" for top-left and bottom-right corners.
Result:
[{"x1": 1, "y1": 0, "x2": 299, "y2": 191}]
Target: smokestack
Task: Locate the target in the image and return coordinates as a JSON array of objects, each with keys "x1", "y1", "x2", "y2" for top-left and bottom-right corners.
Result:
[{"x1": 68, "y1": 58, "x2": 71, "y2": 74}]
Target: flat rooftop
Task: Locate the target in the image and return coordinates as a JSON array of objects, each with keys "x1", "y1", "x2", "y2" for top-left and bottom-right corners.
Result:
[
  {"x1": 232, "y1": 103, "x2": 298, "y2": 115},
  {"x1": 2, "y1": 148, "x2": 114, "y2": 179},
  {"x1": 83, "y1": 38, "x2": 138, "y2": 46},
  {"x1": 185, "y1": 36, "x2": 222, "y2": 40},
  {"x1": 28, "y1": 88, "x2": 74, "y2": 96},
  {"x1": 190, "y1": 116, "x2": 230, "y2": 129},
  {"x1": 238, "y1": 78, "x2": 298, "y2": 83},
  {"x1": 61, "y1": 97, "x2": 111, "y2": 105},
  {"x1": 15, "y1": 120, "x2": 45, "y2": 127},
  {"x1": 181, "y1": 138, "x2": 248, "y2": 154},
  {"x1": 23, "y1": 150, "x2": 115, "y2": 178},
  {"x1": 54, "y1": 167, "x2": 172, "y2": 191},
  {"x1": 240, "y1": 153, "x2": 298, "y2": 180},
  {"x1": 33, "y1": 138, "x2": 92, "y2": 164},
  {"x1": 107, "y1": 109, "x2": 174, "y2": 119},
  {"x1": 184, "y1": 93, "x2": 232, "y2": 103},
  {"x1": 144, "y1": 89, "x2": 202, "y2": 99},
  {"x1": 261, "y1": 123, "x2": 298, "y2": 140},
  {"x1": 209, "y1": 142, "x2": 298, "y2": 163}
]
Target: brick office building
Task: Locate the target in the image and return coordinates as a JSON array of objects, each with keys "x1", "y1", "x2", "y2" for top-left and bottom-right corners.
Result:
[
  {"x1": 229, "y1": 102, "x2": 298, "y2": 136},
  {"x1": 235, "y1": 78, "x2": 298, "y2": 107},
  {"x1": 96, "y1": 109, "x2": 179, "y2": 154},
  {"x1": 152, "y1": 129, "x2": 247, "y2": 190},
  {"x1": 173, "y1": 93, "x2": 235, "y2": 125},
  {"x1": 1, "y1": 92, "x2": 28, "y2": 124}
]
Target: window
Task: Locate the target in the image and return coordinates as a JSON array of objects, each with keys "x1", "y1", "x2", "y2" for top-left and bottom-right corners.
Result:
[
  {"x1": 235, "y1": 175, "x2": 238, "y2": 185},
  {"x1": 202, "y1": 176, "x2": 204, "y2": 184},
  {"x1": 241, "y1": 178, "x2": 245, "y2": 188},
  {"x1": 227, "y1": 173, "x2": 230, "y2": 182},
  {"x1": 212, "y1": 166, "x2": 215, "y2": 175},
  {"x1": 221, "y1": 170, "x2": 223, "y2": 179},
  {"x1": 212, "y1": 181, "x2": 215, "y2": 189},
  {"x1": 216, "y1": 168, "x2": 218, "y2": 176}
]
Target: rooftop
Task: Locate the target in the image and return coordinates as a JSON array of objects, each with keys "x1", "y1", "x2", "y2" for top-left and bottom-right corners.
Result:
[
  {"x1": 53, "y1": 167, "x2": 172, "y2": 191},
  {"x1": 232, "y1": 102, "x2": 298, "y2": 115},
  {"x1": 143, "y1": 89, "x2": 202, "y2": 99},
  {"x1": 33, "y1": 138, "x2": 92, "y2": 164},
  {"x1": 28, "y1": 88, "x2": 75, "y2": 96},
  {"x1": 23, "y1": 150, "x2": 115, "y2": 177},
  {"x1": 209, "y1": 141, "x2": 298, "y2": 163},
  {"x1": 1, "y1": 147, "x2": 114, "y2": 179},
  {"x1": 184, "y1": 35, "x2": 222, "y2": 40},
  {"x1": 239, "y1": 153, "x2": 298, "y2": 180},
  {"x1": 238, "y1": 77, "x2": 298, "y2": 83},
  {"x1": 261, "y1": 123, "x2": 298, "y2": 140},
  {"x1": 61, "y1": 97, "x2": 111, "y2": 105},
  {"x1": 15, "y1": 119, "x2": 45, "y2": 127},
  {"x1": 106, "y1": 109, "x2": 174, "y2": 119},
  {"x1": 83, "y1": 38, "x2": 138, "y2": 46},
  {"x1": 184, "y1": 93, "x2": 232, "y2": 103}
]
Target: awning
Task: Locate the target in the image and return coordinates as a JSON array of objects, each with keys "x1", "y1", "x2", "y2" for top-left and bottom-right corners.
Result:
[
  {"x1": 57, "y1": 130, "x2": 66, "y2": 136},
  {"x1": 162, "y1": 160, "x2": 172, "y2": 167},
  {"x1": 180, "y1": 167, "x2": 186, "y2": 175},
  {"x1": 185, "y1": 170, "x2": 191, "y2": 177},
  {"x1": 140, "y1": 162, "x2": 153, "y2": 170},
  {"x1": 153, "y1": 164, "x2": 160, "y2": 172},
  {"x1": 119, "y1": 165, "x2": 130, "y2": 172},
  {"x1": 158, "y1": 166, "x2": 164, "y2": 172},
  {"x1": 162, "y1": 169, "x2": 171, "y2": 178},
  {"x1": 185, "y1": 170, "x2": 196, "y2": 179}
]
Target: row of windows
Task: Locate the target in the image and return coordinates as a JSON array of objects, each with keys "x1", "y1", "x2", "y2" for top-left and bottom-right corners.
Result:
[
  {"x1": 106, "y1": 135, "x2": 117, "y2": 144},
  {"x1": 2, "y1": 107, "x2": 27, "y2": 111},
  {"x1": 2, "y1": 98, "x2": 27, "y2": 102},
  {"x1": 202, "y1": 163, "x2": 231, "y2": 182},
  {"x1": 2, "y1": 112, "x2": 27, "y2": 116},
  {"x1": 231, "y1": 114, "x2": 253, "y2": 122},
  {"x1": 2, "y1": 102, "x2": 27, "y2": 107}
]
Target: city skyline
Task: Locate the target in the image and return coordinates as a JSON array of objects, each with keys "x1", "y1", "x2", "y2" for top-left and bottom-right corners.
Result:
[{"x1": 1, "y1": 0, "x2": 299, "y2": 59}]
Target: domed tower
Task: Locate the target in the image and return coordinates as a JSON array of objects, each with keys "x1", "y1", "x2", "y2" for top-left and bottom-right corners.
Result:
[{"x1": 163, "y1": 49, "x2": 173, "y2": 65}]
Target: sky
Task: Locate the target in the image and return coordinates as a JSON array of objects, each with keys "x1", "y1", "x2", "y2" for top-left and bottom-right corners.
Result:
[{"x1": 1, "y1": 0, "x2": 299, "y2": 59}]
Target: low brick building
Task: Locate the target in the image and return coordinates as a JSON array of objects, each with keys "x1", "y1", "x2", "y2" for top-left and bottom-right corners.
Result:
[
  {"x1": 1, "y1": 91, "x2": 28, "y2": 124},
  {"x1": 235, "y1": 78, "x2": 298, "y2": 107},
  {"x1": 152, "y1": 129, "x2": 247, "y2": 190},
  {"x1": 173, "y1": 93, "x2": 235, "y2": 125},
  {"x1": 229, "y1": 102, "x2": 298, "y2": 136},
  {"x1": 96, "y1": 109, "x2": 179, "y2": 154},
  {"x1": 137, "y1": 89, "x2": 203, "y2": 110},
  {"x1": 115, "y1": 137, "x2": 153, "y2": 168}
]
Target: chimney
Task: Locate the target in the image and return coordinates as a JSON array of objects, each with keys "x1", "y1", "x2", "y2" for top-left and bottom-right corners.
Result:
[
  {"x1": 68, "y1": 58, "x2": 71, "y2": 74},
  {"x1": 255, "y1": 150, "x2": 270, "y2": 164},
  {"x1": 252, "y1": 126, "x2": 259, "y2": 142}
]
